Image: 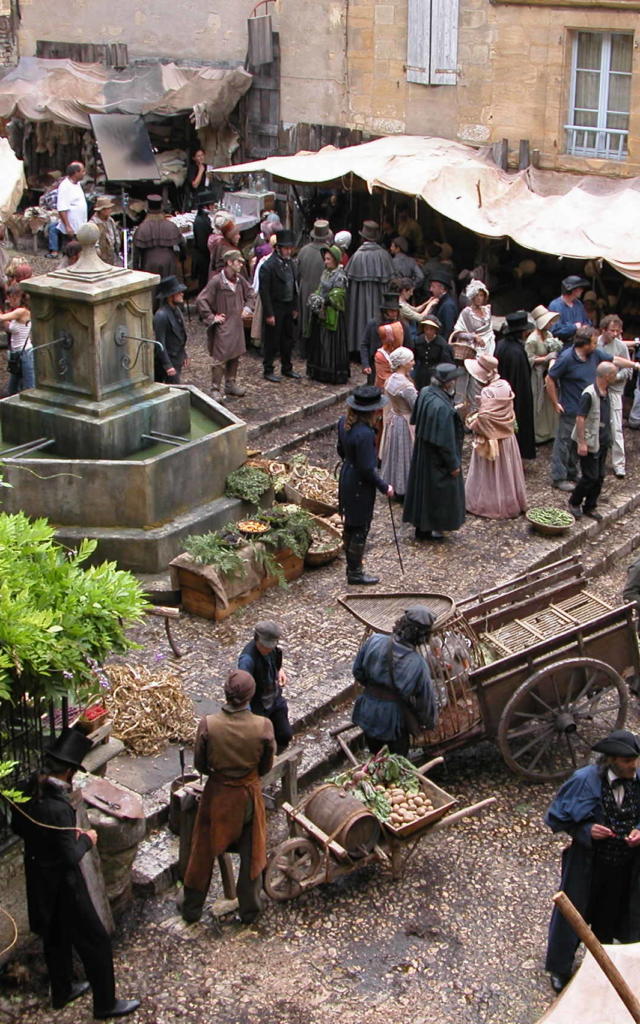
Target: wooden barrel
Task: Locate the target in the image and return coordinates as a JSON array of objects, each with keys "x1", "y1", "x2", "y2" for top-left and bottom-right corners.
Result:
[{"x1": 304, "y1": 784, "x2": 380, "y2": 857}]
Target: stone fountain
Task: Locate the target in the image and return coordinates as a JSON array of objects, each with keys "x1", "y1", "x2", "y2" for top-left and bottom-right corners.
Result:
[{"x1": 0, "y1": 223, "x2": 246, "y2": 572}]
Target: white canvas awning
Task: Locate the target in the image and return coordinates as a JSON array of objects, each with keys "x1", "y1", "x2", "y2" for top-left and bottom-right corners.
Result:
[
  {"x1": 215, "y1": 135, "x2": 640, "y2": 281},
  {"x1": 0, "y1": 137, "x2": 25, "y2": 219}
]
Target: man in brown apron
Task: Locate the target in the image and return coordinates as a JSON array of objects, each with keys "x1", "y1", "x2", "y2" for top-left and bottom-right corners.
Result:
[{"x1": 181, "y1": 670, "x2": 275, "y2": 924}]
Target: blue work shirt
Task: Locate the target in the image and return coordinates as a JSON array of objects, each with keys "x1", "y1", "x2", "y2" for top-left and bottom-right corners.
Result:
[
  {"x1": 351, "y1": 633, "x2": 437, "y2": 742},
  {"x1": 548, "y1": 296, "x2": 591, "y2": 346},
  {"x1": 548, "y1": 346, "x2": 610, "y2": 417}
]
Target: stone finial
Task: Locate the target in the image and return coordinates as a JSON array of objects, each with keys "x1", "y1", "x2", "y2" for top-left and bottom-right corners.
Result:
[{"x1": 52, "y1": 220, "x2": 127, "y2": 282}]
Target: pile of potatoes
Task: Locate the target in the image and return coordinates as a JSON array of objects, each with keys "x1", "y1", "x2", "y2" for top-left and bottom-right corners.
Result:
[{"x1": 375, "y1": 784, "x2": 435, "y2": 829}]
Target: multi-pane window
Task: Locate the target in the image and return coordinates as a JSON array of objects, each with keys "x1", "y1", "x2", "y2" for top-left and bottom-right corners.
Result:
[{"x1": 566, "y1": 31, "x2": 633, "y2": 160}]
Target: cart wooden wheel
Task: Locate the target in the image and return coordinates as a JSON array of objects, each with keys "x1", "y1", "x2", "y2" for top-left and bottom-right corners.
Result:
[
  {"x1": 264, "y1": 838, "x2": 321, "y2": 901},
  {"x1": 497, "y1": 657, "x2": 628, "y2": 783}
]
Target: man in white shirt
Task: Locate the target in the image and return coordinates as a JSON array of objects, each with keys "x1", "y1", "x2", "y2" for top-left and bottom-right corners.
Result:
[{"x1": 56, "y1": 162, "x2": 88, "y2": 239}]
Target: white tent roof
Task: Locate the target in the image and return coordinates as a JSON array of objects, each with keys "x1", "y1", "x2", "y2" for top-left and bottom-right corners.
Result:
[
  {"x1": 0, "y1": 137, "x2": 25, "y2": 219},
  {"x1": 215, "y1": 135, "x2": 640, "y2": 281}
]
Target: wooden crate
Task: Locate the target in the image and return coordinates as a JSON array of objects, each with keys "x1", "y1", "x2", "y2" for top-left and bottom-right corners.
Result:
[
  {"x1": 262, "y1": 547, "x2": 304, "y2": 589},
  {"x1": 383, "y1": 776, "x2": 457, "y2": 839},
  {"x1": 176, "y1": 547, "x2": 303, "y2": 621}
]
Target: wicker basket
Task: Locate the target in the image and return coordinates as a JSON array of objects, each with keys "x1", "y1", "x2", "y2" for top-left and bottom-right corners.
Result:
[
  {"x1": 283, "y1": 480, "x2": 339, "y2": 517},
  {"x1": 304, "y1": 514, "x2": 343, "y2": 567},
  {"x1": 450, "y1": 341, "x2": 475, "y2": 362},
  {"x1": 526, "y1": 508, "x2": 575, "y2": 536}
]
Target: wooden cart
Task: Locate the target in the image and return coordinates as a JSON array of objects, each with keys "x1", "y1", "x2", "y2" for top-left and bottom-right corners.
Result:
[
  {"x1": 264, "y1": 752, "x2": 494, "y2": 901},
  {"x1": 339, "y1": 555, "x2": 640, "y2": 783}
]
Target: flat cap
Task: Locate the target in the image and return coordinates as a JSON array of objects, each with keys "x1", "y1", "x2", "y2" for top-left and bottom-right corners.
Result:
[{"x1": 405, "y1": 604, "x2": 436, "y2": 628}]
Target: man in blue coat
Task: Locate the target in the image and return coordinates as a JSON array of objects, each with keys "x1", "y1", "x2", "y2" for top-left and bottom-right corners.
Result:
[
  {"x1": 544, "y1": 729, "x2": 640, "y2": 993},
  {"x1": 352, "y1": 605, "x2": 438, "y2": 756}
]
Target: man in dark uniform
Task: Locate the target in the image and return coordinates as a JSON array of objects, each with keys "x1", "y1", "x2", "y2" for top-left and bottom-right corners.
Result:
[
  {"x1": 352, "y1": 606, "x2": 438, "y2": 756},
  {"x1": 181, "y1": 670, "x2": 275, "y2": 925},
  {"x1": 403, "y1": 363, "x2": 466, "y2": 541},
  {"x1": 153, "y1": 275, "x2": 188, "y2": 383},
  {"x1": 238, "y1": 621, "x2": 293, "y2": 753},
  {"x1": 259, "y1": 228, "x2": 301, "y2": 383},
  {"x1": 191, "y1": 191, "x2": 215, "y2": 294},
  {"x1": 545, "y1": 729, "x2": 640, "y2": 993},
  {"x1": 11, "y1": 728, "x2": 140, "y2": 1019}
]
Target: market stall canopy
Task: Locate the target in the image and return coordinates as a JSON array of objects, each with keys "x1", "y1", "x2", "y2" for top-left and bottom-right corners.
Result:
[
  {"x1": 0, "y1": 137, "x2": 25, "y2": 218},
  {"x1": 215, "y1": 135, "x2": 640, "y2": 282},
  {"x1": 0, "y1": 57, "x2": 252, "y2": 130}
]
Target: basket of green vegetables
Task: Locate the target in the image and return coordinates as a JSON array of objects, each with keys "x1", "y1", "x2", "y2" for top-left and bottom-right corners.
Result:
[{"x1": 526, "y1": 506, "x2": 575, "y2": 536}]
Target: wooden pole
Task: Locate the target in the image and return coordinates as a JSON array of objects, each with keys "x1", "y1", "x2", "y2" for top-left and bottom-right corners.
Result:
[{"x1": 552, "y1": 891, "x2": 640, "y2": 1022}]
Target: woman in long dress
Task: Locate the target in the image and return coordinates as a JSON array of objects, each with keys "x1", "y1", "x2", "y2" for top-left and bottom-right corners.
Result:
[
  {"x1": 465, "y1": 372, "x2": 528, "y2": 519},
  {"x1": 450, "y1": 279, "x2": 495, "y2": 408},
  {"x1": 380, "y1": 346, "x2": 417, "y2": 500},
  {"x1": 525, "y1": 304, "x2": 562, "y2": 444},
  {"x1": 306, "y1": 245, "x2": 349, "y2": 384}
]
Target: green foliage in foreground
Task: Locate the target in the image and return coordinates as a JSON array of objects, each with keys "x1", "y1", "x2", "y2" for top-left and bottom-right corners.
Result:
[{"x1": 0, "y1": 513, "x2": 148, "y2": 704}]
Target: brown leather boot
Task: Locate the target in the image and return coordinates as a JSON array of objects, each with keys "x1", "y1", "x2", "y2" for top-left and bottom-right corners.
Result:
[
  {"x1": 210, "y1": 363, "x2": 225, "y2": 403},
  {"x1": 224, "y1": 358, "x2": 246, "y2": 397}
]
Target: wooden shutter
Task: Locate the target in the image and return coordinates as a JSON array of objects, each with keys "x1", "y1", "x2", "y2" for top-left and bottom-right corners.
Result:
[
  {"x1": 406, "y1": 0, "x2": 430, "y2": 85},
  {"x1": 406, "y1": 0, "x2": 458, "y2": 86}
]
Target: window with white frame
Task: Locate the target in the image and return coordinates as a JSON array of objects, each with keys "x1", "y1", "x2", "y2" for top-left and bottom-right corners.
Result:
[{"x1": 566, "y1": 31, "x2": 633, "y2": 160}]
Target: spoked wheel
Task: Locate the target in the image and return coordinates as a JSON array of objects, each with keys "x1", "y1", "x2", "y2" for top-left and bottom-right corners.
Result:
[
  {"x1": 264, "y1": 838, "x2": 321, "y2": 901},
  {"x1": 497, "y1": 657, "x2": 628, "y2": 782}
]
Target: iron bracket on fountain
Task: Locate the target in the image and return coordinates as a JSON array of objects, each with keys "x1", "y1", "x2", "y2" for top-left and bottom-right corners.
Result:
[
  {"x1": 32, "y1": 330, "x2": 74, "y2": 377},
  {"x1": 114, "y1": 326, "x2": 164, "y2": 372}
]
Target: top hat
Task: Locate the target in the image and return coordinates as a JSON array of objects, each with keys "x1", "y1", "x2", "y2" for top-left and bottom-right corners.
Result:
[
  {"x1": 592, "y1": 729, "x2": 640, "y2": 758},
  {"x1": 503, "y1": 310, "x2": 530, "y2": 336},
  {"x1": 433, "y1": 362, "x2": 464, "y2": 383},
  {"x1": 275, "y1": 229, "x2": 295, "y2": 247},
  {"x1": 561, "y1": 274, "x2": 589, "y2": 293},
  {"x1": 346, "y1": 384, "x2": 389, "y2": 412},
  {"x1": 44, "y1": 727, "x2": 93, "y2": 772},
  {"x1": 380, "y1": 292, "x2": 401, "y2": 312},
  {"x1": 146, "y1": 194, "x2": 163, "y2": 210},
  {"x1": 156, "y1": 275, "x2": 186, "y2": 300},
  {"x1": 359, "y1": 220, "x2": 380, "y2": 242},
  {"x1": 429, "y1": 268, "x2": 452, "y2": 287},
  {"x1": 196, "y1": 190, "x2": 217, "y2": 208},
  {"x1": 310, "y1": 219, "x2": 332, "y2": 242},
  {"x1": 93, "y1": 196, "x2": 115, "y2": 212},
  {"x1": 531, "y1": 304, "x2": 560, "y2": 332}
]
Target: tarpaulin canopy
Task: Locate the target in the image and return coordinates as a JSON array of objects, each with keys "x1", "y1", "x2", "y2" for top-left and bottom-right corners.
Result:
[
  {"x1": 536, "y1": 942, "x2": 640, "y2": 1023},
  {"x1": 215, "y1": 135, "x2": 640, "y2": 282},
  {"x1": 0, "y1": 137, "x2": 25, "y2": 218},
  {"x1": 0, "y1": 57, "x2": 252, "y2": 130}
]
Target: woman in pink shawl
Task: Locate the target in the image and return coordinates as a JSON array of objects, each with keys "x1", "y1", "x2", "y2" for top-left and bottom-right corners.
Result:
[{"x1": 465, "y1": 355, "x2": 528, "y2": 519}]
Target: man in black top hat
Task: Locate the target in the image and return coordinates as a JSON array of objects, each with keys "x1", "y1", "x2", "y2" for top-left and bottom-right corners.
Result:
[
  {"x1": 403, "y1": 363, "x2": 465, "y2": 541},
  {"x1": 359, "y1": 292, "x2": 413, "y2": 376},
  {"x1": 11, "y1": 728, "x2": 140, "y2": 1019},
  {"x1": 345, "y1": 221, "x2": 394, "y2": 361},
  {"x1": 495, "y1": 309, "x2": 536, "y2": 459},
  {"x1": 424, "y1": 268, "x2": 457, "y2": 340},
  {"x1": 192, "y1": 191, "x2": 215, "y2": 293},
  {"x1": 544, "y1": 729, "x2": 640, "y2": 993},
  {"x1": 259, "y1": 229, "x2": 301, "y2": 382},
  {"x1": 549, "y1": 275, "x2": 592, "y2": 348},
  {"x1": 153, "y1": 275, "x2": 188, "y2": 383}
]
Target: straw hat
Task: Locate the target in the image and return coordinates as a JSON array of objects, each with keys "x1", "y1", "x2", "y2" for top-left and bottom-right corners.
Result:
[
  {"x1": 464, "y1": 352, "x2": 499, "y2": 384},
  {"x1": 531, "y1": 304, "x2": 560, "y2": 332},
  {"x1": 93, "y1": 196, "x2": 115, "y2": 213}
]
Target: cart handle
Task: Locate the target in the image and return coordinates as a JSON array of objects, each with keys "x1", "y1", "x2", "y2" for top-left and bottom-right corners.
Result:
[
  {"x1": 329, "y1": 723, "x2": 361, "y2": 765},
  {"x1": 417, "y1": 756, "x2": 444, "y2": 775},
  {"x1": 427, "y1": 797, "x2": 496, "y2": 833}
]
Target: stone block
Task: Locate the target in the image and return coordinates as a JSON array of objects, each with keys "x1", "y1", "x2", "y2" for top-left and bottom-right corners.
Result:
[
  {"x1": 374, "y1": 4, "x2": 394, "y2": 25},
  {"x1": 460, "y1": 9, "x2": 487, "y2": 29},
  {"x1": 349, "y1": 26, "x2": 374, "y2": 52},
  {"x1": 132, "y1": 830, "x2": 179, "y2": 895}
]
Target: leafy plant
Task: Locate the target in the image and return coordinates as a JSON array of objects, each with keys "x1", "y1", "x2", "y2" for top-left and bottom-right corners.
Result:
[
  {"x1": 257, "y1": 506, "x2": 313, "y2": 559},
  {"x1": 184, "y1": 528, "x2": 244, "y2": 575},
  {"x1": 0, "y1": 512, "x2": 148, "y2": 705},
  {"x1": 225, "y1": 466, "x2": 272, "y2": 507}
]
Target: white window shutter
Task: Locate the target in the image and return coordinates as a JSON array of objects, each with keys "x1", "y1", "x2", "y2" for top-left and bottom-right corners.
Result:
[
  {"x1": 406, "y1": 0, "x2": 431, "y2": 85},
  {"x1": 430, "y1": 0, "x2": 459, "y2": 85}
]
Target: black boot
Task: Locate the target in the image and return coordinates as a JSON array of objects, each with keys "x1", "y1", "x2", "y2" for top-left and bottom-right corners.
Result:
[{"x1": 345, "y1": 535, "x2": 379, "y2": 586}]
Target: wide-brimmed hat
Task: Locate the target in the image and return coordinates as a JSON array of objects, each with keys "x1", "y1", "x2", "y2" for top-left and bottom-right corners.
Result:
[
  {"x1": 420, "y1": 313, "x2": 442, "y2": 331},
  {"x1": 320, "y1": 244, "x2": 342, "y2": 265},
  {"x1": 156, "y1": 275, "x2": 186, "y2": 300},
  {"x1": 359, "y1": 220, "x2": 380, "y2": 242},
  {"x1": 380, "y1": 292, "x2": 400, "y2": 312},
  {"x1": 196, "y1": 190, "x2": 217, "y2": 208},
  {"x1": 433, "y1": 363, "x2": 464, "y2": 383},
  {"x1": 310, "y1": 219, "x2": 332, "y2": 242},
  {"x1": 531, "y1": 304, "x2": 560, "y2": 331},
  {"x1": 561, "y1": 274, "x2": 589, "y2": 293},
  {"x1": 592, "y1": 730, "x2": 640, "y2": 758},
  {"x1": 224, "y1": 669, "x2": 256, "y2": 708},
  {"x1": 429, "y1": 268, "x2": 452, "y2": 287},
  {"x1": 254, "y1": 620, "x2": 281, "y2": 649},
  {"x1": 44, "y1": 727, "x2": 93, "y2": 772},
  {"x1": 346, "y1": 385, "x2": 389, "y2": 412},
  {"x1": 93, "y1": 196, "x2": 115, "y2": 212},
  {"x1": 503, "y1": 310, "x2": 529, "y2": 336},
  {"x1": 464, "y1": 352, "x2": 499, "y2": 384},
  {"x1": 275, "y1": 229, "x2": 295, "y2": 247},
  {"x1": 146, "y1": 194, "x2": 163, "y2": 210}
]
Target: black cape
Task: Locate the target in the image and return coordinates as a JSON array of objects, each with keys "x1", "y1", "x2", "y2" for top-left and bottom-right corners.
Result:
[
  {"x1": 403, "y1": 385, "x2": 465, "y2": 532},
  {"x1": 495, "y1": 335, "x2": 536, "y2": 459}
]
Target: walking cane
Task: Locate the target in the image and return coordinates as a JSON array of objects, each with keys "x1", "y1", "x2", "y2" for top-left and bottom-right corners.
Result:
[{"x1": 387, "y1": 496, "x2": 404, "y2": 575}]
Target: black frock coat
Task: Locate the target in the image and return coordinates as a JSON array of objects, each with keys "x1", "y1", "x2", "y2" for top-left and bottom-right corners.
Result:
[
  {"x1": 495, "y1": 335, "x2": 536, "y2": 459},
  {"x1": 337, "y1": 417, "x2": 388, "y2": 528}
]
